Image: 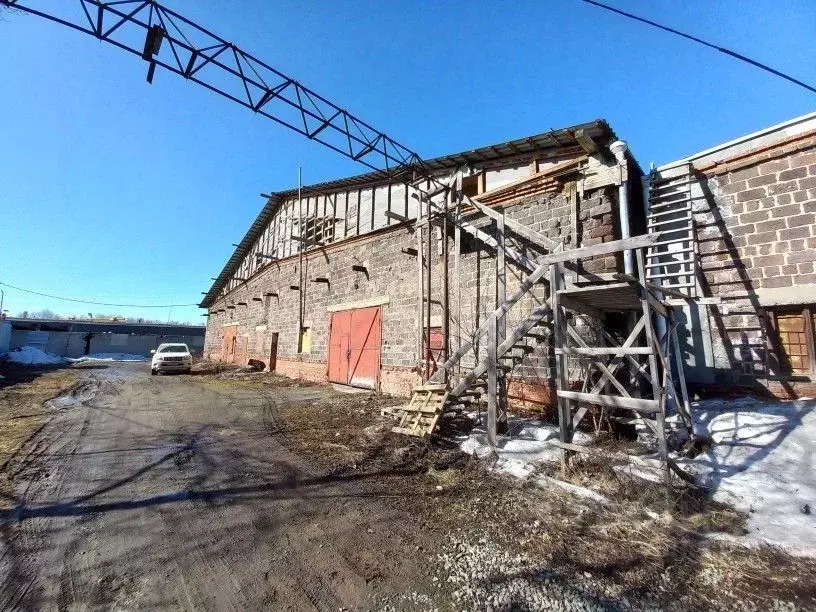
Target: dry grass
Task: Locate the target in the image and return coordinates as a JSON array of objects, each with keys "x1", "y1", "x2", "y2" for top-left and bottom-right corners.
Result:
[
  {"x1": 0, "y1": 366, "x2": 83, "y2": 499},
  {"x1": 185, "y1": 373, "x2": 816, "y2": 609}
]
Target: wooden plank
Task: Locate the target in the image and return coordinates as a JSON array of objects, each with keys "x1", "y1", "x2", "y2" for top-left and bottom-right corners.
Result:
[
  {"x1": 416, "y1": 225, "x2": 424, "y2": 374},
  {"x1": 430, "y1": 233, "x2": 659, "y2": 383},
  {"x1": 552, "y1": 440, "x2": 595, "y2": 454},
  {"x1": 670, "y1": 312, "x2": 693, "y2": 429},
  {"x1": 556, "y1": 390, "x2": 659, "y2": 413},
  {"x1": 551, "y1": 263, "x2": 572, "y2": 470},
  {"x1": 636, "y1": 247, "x2": 671, "y2": 490},
  {"x1": 487, "y1": 314, "x2": 498, "y2": 447},
  {"x1": 448, "y1": 302, "x2": 553, "y2": 396},
  {"x1": 574, "y1": 129, "x2": 598, "y2": 154},
  {"x1": 565, "y1": 324, "x2": 634, "y2": 398},
  {"x1": 415, "y1": 383, "x2": 448, "y2": 391},
  {"x1": 496, "y1": 215, "x2": 506, "y2": 346},
  {"x1": 454, "y1": 221, "x2": 462, "y2": 375},
  {"x1": 463, "y1": 193, "x2": 558, "y2": 251},
  {"x1": 555, "y1": 347, "x2": 653, "y2": 355},
  {"x1": 589, "y1": 316, "x2": 648, "y2": 396},
  {"x1": 384, "y1": 209, "x2": 409, "y2": 223}
]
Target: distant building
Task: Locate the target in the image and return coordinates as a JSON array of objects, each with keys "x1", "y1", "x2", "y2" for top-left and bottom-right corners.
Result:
[{"x1": 5, "y1": 318, "x2": 205, "y2": 357}]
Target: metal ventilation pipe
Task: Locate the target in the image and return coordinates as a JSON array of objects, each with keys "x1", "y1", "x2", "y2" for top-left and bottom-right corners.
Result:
[{"x1": 609, "y1": 140, "x2": 634, "y2": 275}]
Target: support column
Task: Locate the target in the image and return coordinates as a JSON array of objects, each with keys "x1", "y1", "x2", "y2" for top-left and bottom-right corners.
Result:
[
  {"x1": 487, "y1": 313, "x2": 497, "y2": 447},
  {"x1": 550, "y1": 263, "x2": 572, "y2": 471},
  {"x1": 636, "y1": 249, "x2": 671, "y2": 490},
  {"x1": 495, "y1": 215, "x2": 508, "y2": 434},
  {"x1": 416, "y1": 223, "x2": 425, "y2": 381},
  {"x1": 425, "y1": 194, "x2": 432, "y2": 382}
]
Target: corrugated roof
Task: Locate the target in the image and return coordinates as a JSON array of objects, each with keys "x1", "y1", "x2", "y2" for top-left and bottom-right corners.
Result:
[{"x1": 200, "y1": 119, "x2": 615, "y2": 308}]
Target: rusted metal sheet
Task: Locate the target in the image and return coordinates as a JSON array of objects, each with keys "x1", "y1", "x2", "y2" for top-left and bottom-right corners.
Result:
[{"x1": 327, "y1": 307, "x2": 382, "y2": 389}]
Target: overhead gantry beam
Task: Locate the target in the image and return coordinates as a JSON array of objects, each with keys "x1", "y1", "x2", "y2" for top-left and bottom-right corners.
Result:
[{"x1": 2, "y1": 0, "x2": 423, "y2": 180}]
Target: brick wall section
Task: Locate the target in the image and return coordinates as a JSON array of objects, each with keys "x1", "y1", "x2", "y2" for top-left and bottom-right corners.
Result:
[
  {"x1": 204, "y1": 185, "x2": 620, "y2": 401},
  {"x1": 694, "y1": 134, "x2": 816, "y2": 388}
]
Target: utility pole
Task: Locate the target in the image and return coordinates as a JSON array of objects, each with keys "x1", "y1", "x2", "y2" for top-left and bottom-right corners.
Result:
[{"x1": 297, "y1": 167, "x2": 304, "y2": 354}]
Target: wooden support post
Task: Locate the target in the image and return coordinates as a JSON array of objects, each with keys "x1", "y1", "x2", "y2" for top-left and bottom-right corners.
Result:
[
  {"x1": 425, "y1": 195, "x2": 432, "y2": 382},
  {"x1": 568, "y1": 182, "x2": 579, "y2": 283},
  {"x1": 550, "y1": 263, "x2": 572, "y2": 471},
  {"x1": 495, "y1": 214, "x2": 508, "y2": 433},
  {"x1": 442, "y1": 188, "x2": 450, "y2": 383},
  {"x1": 636, "y1": 249, "x2": 671, "y2": 492},
  {"x1": 416, "y1": 224, "x2": 425, "y2": 381},
  {"x1": 670, "y1": 309, "x2": 693, "y2": 432},
  {"x1": 454, "y1": 216, "x2": 462, "y2": 376},
  {"x1": 496, "y1": 215, "x2": 506, "y2": 343},
  {"x1": 487, "y1": 314, "x2": 498, "y2": 447}
]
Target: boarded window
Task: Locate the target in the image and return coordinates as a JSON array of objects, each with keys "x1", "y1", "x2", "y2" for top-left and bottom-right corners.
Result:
[
  {"x1": 770, "y1": 307, "x2": 815, "y2": 375},
  {"x1": 303, "y1": 217, "x2": 335, "y2": 245},
  {"x1": 461, "y1": 174, "x2": 482, "y2": 198}
]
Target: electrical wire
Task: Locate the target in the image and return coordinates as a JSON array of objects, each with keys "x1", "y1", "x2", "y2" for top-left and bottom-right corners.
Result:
[
  {"x1": 580, "y1": 0, "x2": 816, "y2": 95},
  {"x1": 0, "y1": 281, "x2": 198, "y2": 308}
]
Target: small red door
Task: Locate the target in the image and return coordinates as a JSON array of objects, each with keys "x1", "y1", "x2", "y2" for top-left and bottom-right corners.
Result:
[
  {"x1": 328, "y1": 311, "x2": 351, "y2": 383},
  {"x1": 223, "y1": 327, "x2": 237, "y2": 363},
  {"x1": 327, "y1": 307, "x2": 381, "y2": 389}
]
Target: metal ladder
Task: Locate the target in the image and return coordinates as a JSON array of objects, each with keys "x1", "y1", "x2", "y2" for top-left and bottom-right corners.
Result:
[{"x1": 646, "y1": 163, "x2": 698, "y2": 298}]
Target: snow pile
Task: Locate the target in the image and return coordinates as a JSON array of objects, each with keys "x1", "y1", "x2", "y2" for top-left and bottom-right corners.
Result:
[
  {"x1": 682, "y1": 396, "x2": 816, "y2": 556},
  {"x1": 2, "y1": 346, "x2": 67, "y2": 365},
  {"x1": 70, "y1": 353, "x2": 147, "y2": 362},
  {"x1": 460, "y1": 417, "x2": 593, "y2": 479}
]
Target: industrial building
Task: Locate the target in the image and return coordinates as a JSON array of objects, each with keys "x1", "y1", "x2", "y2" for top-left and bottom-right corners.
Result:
[
  {"x1": 200, "y1": 119, "x2": 644, "y2": 406},
  {"x1": 3, "y1": 318, "x2": 205, "y2": 358},
  {"x1": 202, "y1": 110, "x2": 816, "y2": 412}
]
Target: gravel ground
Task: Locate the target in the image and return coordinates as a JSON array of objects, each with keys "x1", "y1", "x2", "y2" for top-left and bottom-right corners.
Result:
[{"x1": 2, "y1": 364, "x2": 814, "y2": 610}]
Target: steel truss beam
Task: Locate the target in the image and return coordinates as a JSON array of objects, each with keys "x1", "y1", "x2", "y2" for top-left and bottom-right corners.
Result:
[{"x1": 2, "y1": 0, "x2": 423, "y2": 180}]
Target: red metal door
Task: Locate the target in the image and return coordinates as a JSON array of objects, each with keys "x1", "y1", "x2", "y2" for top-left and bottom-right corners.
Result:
[
  {"x1": 347, "y1": 307, "x2": 382, "y2": 389},
  {"x1": 327, "y1": 307, "x2": 382, "y2": 389},
  {"x1": 328, "y1": 311, "x2": 351, "y2": 384},
  {"x1": 222, "y1": 327, "x2": 237, "y2": 363}
]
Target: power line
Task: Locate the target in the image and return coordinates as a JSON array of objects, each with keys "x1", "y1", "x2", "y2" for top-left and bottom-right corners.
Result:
[
  {"x1": 0, "y1": 281, "x2": 198, "y2": 308},
  {"x1": 580, "y1": 0, "x2": 816, "y2": 95}
]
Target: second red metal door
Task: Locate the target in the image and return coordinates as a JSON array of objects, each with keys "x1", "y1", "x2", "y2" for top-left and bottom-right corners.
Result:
[{"x1": 327, "y1": 307, "x2": 382, "y2": 389}]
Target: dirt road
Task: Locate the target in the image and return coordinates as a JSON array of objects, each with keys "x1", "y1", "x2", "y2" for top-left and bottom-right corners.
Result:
[{"x1": 0, "y1": 364, "x2": 438, "y2": 610}]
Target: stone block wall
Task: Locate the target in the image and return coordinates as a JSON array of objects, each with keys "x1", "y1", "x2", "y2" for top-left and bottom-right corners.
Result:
[
  {"x1": 204, "y1": 183, "x2": 621, "y2": 401},
  {"x1": 687, "y1": 129, "x2": 816, "y2": 393}
]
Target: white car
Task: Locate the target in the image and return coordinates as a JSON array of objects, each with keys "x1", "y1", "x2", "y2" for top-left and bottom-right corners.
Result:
[{"x1": 150, "y1": 343, "x2": 193, "y2": 375}]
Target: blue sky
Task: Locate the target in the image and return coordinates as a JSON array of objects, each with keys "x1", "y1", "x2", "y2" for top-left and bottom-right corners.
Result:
[{"x1": 0, "y1": 0, "x2": 814, "y2": 324}]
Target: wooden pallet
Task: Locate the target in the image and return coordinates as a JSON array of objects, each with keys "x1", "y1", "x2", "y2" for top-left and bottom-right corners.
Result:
[{"x1": 391, "y1": 383, "x2": 449, "y2": 437}]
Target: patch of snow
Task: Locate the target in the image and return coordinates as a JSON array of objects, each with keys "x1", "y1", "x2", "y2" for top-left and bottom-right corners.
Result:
[
  {"x1": 679, "y1": 396, "x2": 816, "y2": 557},
  {"x1": 69, "y1": 353, "x2": 147, "y2": 362},
  {"x1": 460, "y1": 416, "x2": 592, "y2": 481},
  {"x1": 2, "y1": 346, "x2": 66, "y2": 365}
]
